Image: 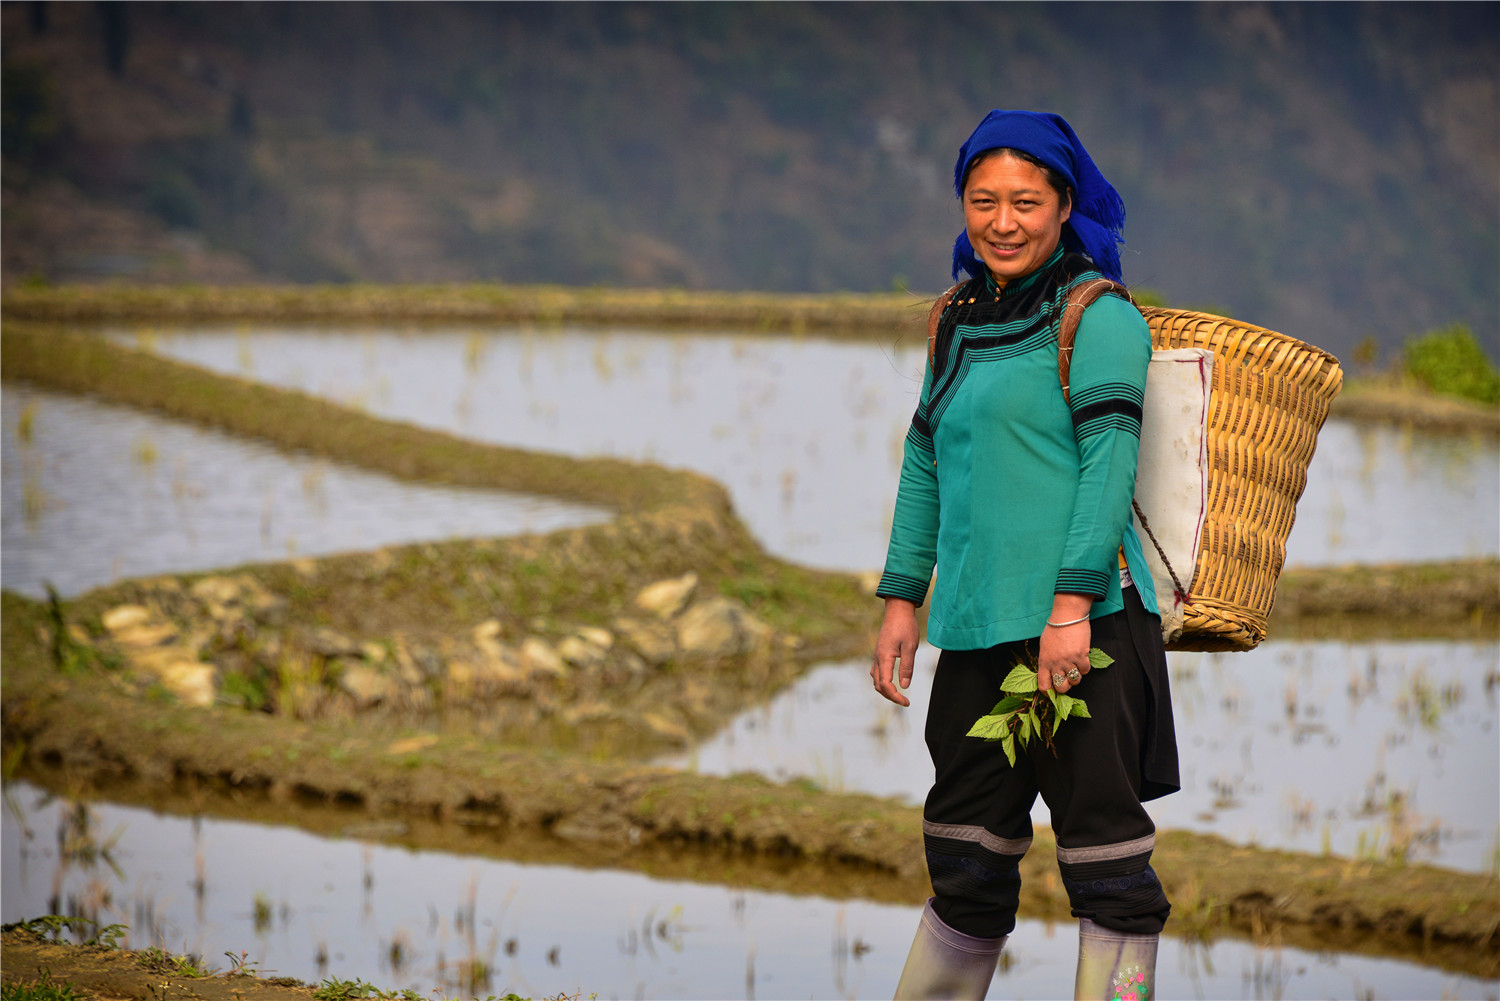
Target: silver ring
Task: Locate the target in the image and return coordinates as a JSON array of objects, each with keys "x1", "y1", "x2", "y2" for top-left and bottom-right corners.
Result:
[
  {"x1": 1051, "y1": 672, "x2": 1067, "y2": 688},
  {"x1": 1066, "y1": 668, "x2": 1082, "y2": 684}
]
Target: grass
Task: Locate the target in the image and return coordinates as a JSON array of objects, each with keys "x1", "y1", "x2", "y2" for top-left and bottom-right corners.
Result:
[
  {"x1": 0, "y1": 282, "x2": 931, "y2": 336},
  {"x1": 3, "y1": 918, "x2": 125, "y2": 950},
  {"x1": 311, "y1": 976, "x2": 421, "y2": 1000},
  {"x1": 1, "y1": 972, "x2": 88, "y2": 1001},
  {"x1": 1402, "y1": 323, "x2": 1500, "y2": 405},
  {"x1": 136, "y1": 946, "x2": 216, "y2": 978}
]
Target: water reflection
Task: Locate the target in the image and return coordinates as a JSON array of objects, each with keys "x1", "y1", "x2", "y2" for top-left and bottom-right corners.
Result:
[
  {"x1": 104, "y1": 325, "x2": 1500, "y2": 572},
  {"x1": 3, "y1": 783, "x2": 1492, "y2": 1000},
  {"x1": 1, "y1": 384, "x2": 612, "y2": 598},
  {"x1": 662, "y1": 641, "x2": 1500, "y2": 873}
]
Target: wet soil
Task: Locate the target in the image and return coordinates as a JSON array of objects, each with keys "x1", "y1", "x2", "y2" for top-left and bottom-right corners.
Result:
[
  {"x1": 0, "y1": 929, "x2": 591, "y2": 1001},
  {"x1": 1, "y1": 928, "x2": 319, "y2": 1001}
]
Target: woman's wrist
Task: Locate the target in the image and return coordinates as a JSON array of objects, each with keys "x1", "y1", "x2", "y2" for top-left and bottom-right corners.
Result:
[
  {"x1": 883, "y1": 597, "x2": 918, "y2": 618},
  {"x1": 1046, "y1": 593, "x2": 1093, "y2": 628}
]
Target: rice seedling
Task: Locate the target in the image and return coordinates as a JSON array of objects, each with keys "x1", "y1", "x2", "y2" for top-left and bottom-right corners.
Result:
[
  {"x1": 21, "y1": 467, "x2": 50, "y2": 531},
  {"x1": 56, "y1": 802, "x2": 124, "y2": 877},
  {"x1": 302, "y1": 462, "x2": 329, "y2": 510},
  {"x1": 16, "y1": 401, "x2": 37, "y2": 444},
  {"x1": 1396, "y1": 668, "x2": 1450, "y2": 731},
  {"x1": 252, "y1": 891, "x2": 273, "y2": 933},
  {"x1": 463, "y1": 330, "x2": 489, "y2": 374},
  {"x1": 131, "y1": 435, "x2": 159, "y2": 471},
  {"x1": 236, "y1": 328, "x2": 254, "y2": 374}
]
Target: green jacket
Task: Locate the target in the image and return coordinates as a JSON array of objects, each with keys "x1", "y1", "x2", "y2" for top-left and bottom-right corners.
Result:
[{"x1": 877, "y1": 249, "x2": 1159, "y2": 650}]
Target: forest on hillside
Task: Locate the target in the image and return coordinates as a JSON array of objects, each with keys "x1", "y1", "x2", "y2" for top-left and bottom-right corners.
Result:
[{"x1": 2, "y1": 1, "x2": 1495, "y2": 360}]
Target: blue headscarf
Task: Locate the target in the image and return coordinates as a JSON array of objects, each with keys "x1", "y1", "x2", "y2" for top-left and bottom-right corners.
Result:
[{"x1": 951, "y1": 110, "x2": 1126, "y2": 283}]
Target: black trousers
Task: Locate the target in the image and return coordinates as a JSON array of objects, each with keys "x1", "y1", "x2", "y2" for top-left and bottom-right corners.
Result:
[{"x1": 921, "y1": 587, "x2": 1173, "y2": 938}]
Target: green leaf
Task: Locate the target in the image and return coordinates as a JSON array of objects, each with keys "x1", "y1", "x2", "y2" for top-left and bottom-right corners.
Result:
[
  {"x1": 1000, "y1": 663, "x2": 1038, "y2": 694},
  {"x1": 988, "y1": 695, "x2": 1027, "y2": 715},
  {"x1": 1026, "y1": 707, "x2": 1041, "y2": 739},
  {"x1": 1053, "y1": 694, "x2": 1077, "y2": 721},
  {"x1": 967, "y1": 713, "x2": 1013, "y2": 741},
  {"x1": 1018, "y1": 712, "x2": 1032, "y2": 742},
  {"x1": 1088, "y1": 647, "x2": 1114, "y2": 670},
  {"x1": 1070, "y1": 697, "x2": 1092, "y2": 719},
  {"x1": 1000, "y1": 730, "x2": 1016, "y2": 766}
]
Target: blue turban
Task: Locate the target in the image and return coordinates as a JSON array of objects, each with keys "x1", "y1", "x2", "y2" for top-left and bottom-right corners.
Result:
[{"x1": 951, "y1": 110, "x2": 1126, "y2": 283}]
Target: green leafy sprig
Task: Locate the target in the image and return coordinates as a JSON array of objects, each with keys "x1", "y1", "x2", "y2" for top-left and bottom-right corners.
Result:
[{"x1": 966, "y1": 648, "x2": 1114, "y2": 765}]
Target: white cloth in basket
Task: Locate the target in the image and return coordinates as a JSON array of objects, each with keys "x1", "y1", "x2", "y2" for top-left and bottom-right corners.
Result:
[{"x1": 1132, "y1": 348, "x2": 1213, "y2": 643}]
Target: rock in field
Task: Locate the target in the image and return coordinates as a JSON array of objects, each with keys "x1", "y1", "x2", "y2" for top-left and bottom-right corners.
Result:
[
  {"x1": 339, "y1": 663, "x2": 397, "y2": 707},
  {"x1": 520, "y1": 637, "x2": 567, "y2": 677},
  {"x1": 612, "y1": 617, "x2": 676, "y2": 666},
  {"x1": 676, "y1": 597, "x2": 773, "y2": 658},
  {"x1": 634, "y1": 572, "x2": 698, "y2": 618}
]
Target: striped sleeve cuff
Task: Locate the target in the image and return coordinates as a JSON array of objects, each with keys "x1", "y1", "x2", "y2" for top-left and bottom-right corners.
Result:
[
  {"x1": 1069, "y1": 382, "x2": 1144, "y2": 441},
  {"x1": 875, "y1": 571, "x2": 930, "y2": 606},
  {"x1": 1055, "y1": 567, "x2": 1110, "y2": 599}
]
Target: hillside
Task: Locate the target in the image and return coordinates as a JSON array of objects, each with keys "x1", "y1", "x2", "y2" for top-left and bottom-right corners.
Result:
[{"x1": 2, "y1": 1, "x2": 1496, "y2": 360}]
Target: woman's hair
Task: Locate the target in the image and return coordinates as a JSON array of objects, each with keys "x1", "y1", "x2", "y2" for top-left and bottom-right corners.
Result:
[{"x1": 962, "y1": 147, "x2": 1073, "y2": 210}]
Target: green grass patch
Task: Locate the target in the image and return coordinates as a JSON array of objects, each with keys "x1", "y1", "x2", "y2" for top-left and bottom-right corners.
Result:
[
  {"x1": 1403, "y1": 323, "x2": 1500, "y2": 405},
  {"x1": 1, "y1": 972, "x2": 88, "y2": 1001}
]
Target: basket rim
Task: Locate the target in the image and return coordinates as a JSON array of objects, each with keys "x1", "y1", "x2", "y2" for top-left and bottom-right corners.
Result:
[{"x1": 1138, "y1": 306, "x2": 1341, "y2": 370}]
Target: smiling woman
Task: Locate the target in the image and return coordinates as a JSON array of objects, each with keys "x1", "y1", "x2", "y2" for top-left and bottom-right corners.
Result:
[
  {"x1": 960, "y1": 151, "x2": 1072, "y2": 285},
  {"x1": 871, "y1": 110, "x2": 1174, "y2": 1001}
]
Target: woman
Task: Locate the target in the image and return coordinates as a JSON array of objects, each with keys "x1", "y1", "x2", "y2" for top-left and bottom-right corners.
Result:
[{"x1": 872, "y1": 110, "x2": 1178, "y2": 1001}]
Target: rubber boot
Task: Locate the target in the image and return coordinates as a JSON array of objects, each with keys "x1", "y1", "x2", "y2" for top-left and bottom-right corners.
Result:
[
  {"x1": 893, "y1": 899, "x2": 1006, "y2": 1000},
  {"x1": 1072, "y1": 918, "x2": 1158, "y2": 1001}
]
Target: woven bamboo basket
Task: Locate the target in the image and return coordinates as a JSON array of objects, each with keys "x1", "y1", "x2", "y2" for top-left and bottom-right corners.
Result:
[{"x1": 1139, "y1": 308, "x2": 1343, "y2": 652}]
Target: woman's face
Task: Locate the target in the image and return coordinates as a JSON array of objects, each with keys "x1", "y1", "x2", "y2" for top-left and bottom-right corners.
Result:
[{"x1": 962, "y1": 153, "x2": 1071, "y2": 286}]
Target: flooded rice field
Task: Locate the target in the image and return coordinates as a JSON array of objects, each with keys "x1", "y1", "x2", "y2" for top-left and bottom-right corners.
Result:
[
  {"x1": 1, "y1": 383, "x2": 612, "y2": 598},
  {"x1": 4, "y1": 782, "x2": 1495, "y2": 1001},
  {"x1": 104, "y1": 324, "x2": 1500, "y2": 572},
  {"x1": 6, "y1": 324, "x2": 1496, "y2": 998},
  {"x1": 661, "y1": 640, "x2": 1500, "y2": 874}
]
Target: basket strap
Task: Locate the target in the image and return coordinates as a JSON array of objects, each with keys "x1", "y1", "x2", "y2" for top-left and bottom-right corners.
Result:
[
  {"x1": 926, "y1": 282, "x2": 964, "y2": 365},
  {"x1": 1060, "y1": 279, "x2": 1194, "y2": 606},
  {"x1": 1057, "y1": 277, "x2": 1135, "y2": 407}
]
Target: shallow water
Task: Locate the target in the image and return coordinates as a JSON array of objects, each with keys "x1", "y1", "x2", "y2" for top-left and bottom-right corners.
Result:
[
  {"x1": 660, "y1": 640, "x2": 1500, "y2": 873},
  {"x1": 105, "y1": 324, "x2": 1500, "y2": 572},
  {"x1": 1, "y1": 383, "x2": 612, "y2": 598},
  {"x1": 4, "y1": 783, "x2": 1494, "y2": 1000}
]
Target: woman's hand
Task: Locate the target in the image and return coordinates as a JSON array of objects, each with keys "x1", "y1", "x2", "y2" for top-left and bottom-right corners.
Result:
[
  {"x1": 872, "y1": 598, "x2": 920, "y2": 707},
  {"x1": 1038, "y1": 594, "x2": 1093, "y2": 695}
]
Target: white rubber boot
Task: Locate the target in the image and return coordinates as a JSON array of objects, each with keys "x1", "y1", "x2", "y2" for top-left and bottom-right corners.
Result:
[
  {"x1": 1073, "y1": 918, "x2": 1158, "y2": 1001},
  {"x1": 893, "y1": 899, "x2": 1006, "y2": 1000}
]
